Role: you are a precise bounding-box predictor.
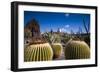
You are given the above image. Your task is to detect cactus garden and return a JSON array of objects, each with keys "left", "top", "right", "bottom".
[{"left": 24, "top": 11, "right": 90, "bottom": 62}]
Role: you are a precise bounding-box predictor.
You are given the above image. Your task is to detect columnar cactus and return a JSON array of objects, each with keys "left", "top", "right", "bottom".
[
  {"left": 51, "top": 43, "right": 63, "bottom": 58},
  {"left": 24, "top": 43, "right": 53, "bottom": 62},
  {"left": 65, "top": 40, "right": 90, "bottom": 59}
]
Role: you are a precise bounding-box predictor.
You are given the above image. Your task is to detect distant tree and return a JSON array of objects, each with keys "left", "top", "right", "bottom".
[
  {"left": 50, "top": 29, "right": 53, "bottom": 34},
  {"left": 24, "top": 18, "right": 40, "bottom": 38},
  {"left": 82, "top": 17, "right": 90, "bottom": 46},
  {"left": 82, "top": 17, "right": 89, "bottom": 34}
]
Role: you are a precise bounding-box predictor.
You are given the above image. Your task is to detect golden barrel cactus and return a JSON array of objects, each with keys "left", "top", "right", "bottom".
[
  {"left": 51, "top": 43, "right": 63, "bottom": 58},
  {"left": 65, "top": 40, "right": 90, "bottom": 59},
  {"left": 24, "top": 43, "right": 53, "bottom": 62}
]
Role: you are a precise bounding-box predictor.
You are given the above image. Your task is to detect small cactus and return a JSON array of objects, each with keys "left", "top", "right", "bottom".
[
  {"left": 65, "top": 40, "right": 90, "bottom": 59},
  {"left": 24, "top": 43, "right": 53, "bottom": 62},
  {"left": 51, "top": 43, "right": 63, "bottom": 58}
]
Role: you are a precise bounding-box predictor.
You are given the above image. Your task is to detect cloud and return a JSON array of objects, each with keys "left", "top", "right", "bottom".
[
  {"left": 60, "top": 28, "right": 71, "bottom": 34},
  {"left": 60, "top": 28, "right": 66, "bottom": 32},
  {"left": 65, "top": 13, "right": 70, "bottom": 17},
  {"left": 65, "top": 25, "right": 70, "bottom": 28},
  {"left": 59, "top": 24, "right": 70, "bottom": 33}
]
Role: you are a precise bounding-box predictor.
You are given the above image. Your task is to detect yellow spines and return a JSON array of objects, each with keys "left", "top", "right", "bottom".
[
  {"left": 24, "top": 43, "right": 53, "bottom": 62},
  {"left": 65, "top": 40, "right": 90, "bottom": 59},
  {"left": 51, "top": 43, "right": 63, "bottom": 58}
]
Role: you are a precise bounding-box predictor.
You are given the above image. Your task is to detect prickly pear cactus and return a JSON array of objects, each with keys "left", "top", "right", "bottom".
[
  {"left": 51, "top": 43, "right": 63, "bottom": 58},
  {"left": 65, "top": 40, "right": 90, "bottom": 59},
  {"left": 24, "top": 43, "right": 53, "bottom": 61}
]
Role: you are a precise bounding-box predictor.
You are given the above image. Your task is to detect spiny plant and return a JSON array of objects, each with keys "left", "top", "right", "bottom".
[
  {"left": 51, "top": 43, "right": 63, "bottom": 58},
  {"left": 42, "top": 32, "right": 61, "bottom": 44},
  {"left": 65, "top": 39, "right": 90, "bottom": 59},
  {"left": 61, "top": 34, "right": 73, "bottom": 44},
  {"left": 24, "top": 18, "right": 54, "bottom": 62},
  {"left": 24, "top": 43, "right": 53, "bottom": 62},
  {"left": 42, "top": 32, "right": 62, "bottom": 59}
]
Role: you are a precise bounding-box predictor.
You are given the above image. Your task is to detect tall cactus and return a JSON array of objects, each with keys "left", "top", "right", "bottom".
[
  {"left": 24, "top": 43, "right": 53, "bottom": 62},
  {"left": 65, "top": 40, "right": 90, "bottom": 59}
]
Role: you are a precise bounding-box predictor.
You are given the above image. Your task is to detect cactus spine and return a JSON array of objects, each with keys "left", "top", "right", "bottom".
[
  {"left": 51, "top": 43, "right": 63, "bottom": 58},
  {"left": 65, "top": 40, "right": 90, "bottom": 59},
  {"left": 24, "top": 43, "right": 53, "bottom": 61}
]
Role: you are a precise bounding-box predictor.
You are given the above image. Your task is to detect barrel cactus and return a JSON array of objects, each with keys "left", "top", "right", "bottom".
[
  {"left": 65, "top": 40, "right": 90, "bottom": 59},
  {"left": 24, "top": 43, "right": 53, "bottom": 62},
  {"left": 51, "top": 43, "right": 63, "bottom": 58}
]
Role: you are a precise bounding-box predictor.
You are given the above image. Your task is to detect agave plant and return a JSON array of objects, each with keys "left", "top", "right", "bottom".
[
  {"left": 65, "top": 40, "right": 90, "bottom": 59},
  {"left": 24, "top": 43, "right": 53, "bottom": 62},
  {"left": 42, "top": 32, "right": 63, "bottom": 59}
]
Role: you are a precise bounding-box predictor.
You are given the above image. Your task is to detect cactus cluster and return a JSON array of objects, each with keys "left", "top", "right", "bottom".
[
  {"left": 65, "top": 40, "right": 90, "bottom": 59},
  {"left": 24, "top": 43, "right": 53, "bottom": 62},
  {"left": 51, "top": 43, "right": 63, "bottom": 58}
]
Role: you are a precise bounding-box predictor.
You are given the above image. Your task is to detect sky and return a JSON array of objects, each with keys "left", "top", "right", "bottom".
[{"left": 24, "top": 11, "right": 90, "bottom": 34}]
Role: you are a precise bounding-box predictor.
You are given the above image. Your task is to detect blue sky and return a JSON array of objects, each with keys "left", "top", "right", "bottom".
[{"left": 24, "top": 11, "right": 90, "bottom": 34}]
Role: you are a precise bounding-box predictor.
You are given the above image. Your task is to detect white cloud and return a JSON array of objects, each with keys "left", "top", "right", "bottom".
[
  {"left": 65, "top": 13, "right": 70, "bottom": 17},
  {"left": 65, "top": 25, "right": 70, "bottom": 28},
  {"left": 59, "top": 24, "right": 70, "bottom": 33},
  {"left": 60, "top": 28, "right": 66, "bottom": 32},
  {"left": 60, "top": 28, "right": 71, "bottom": 34}
]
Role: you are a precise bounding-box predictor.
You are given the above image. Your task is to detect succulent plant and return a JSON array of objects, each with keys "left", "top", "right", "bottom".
[
  {"left": 24, "top": 43, "right": 53, "bottom": 62},
  {"left": 65, "top": 40, "right": 90, "bottom": 59},
  {"left": 51, "top": 43, "right": 63, "bottom": 58}
]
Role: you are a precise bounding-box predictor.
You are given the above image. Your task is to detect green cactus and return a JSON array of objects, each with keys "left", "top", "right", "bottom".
[
  {"left": 24, "top": 43, "right": 53, "bottom": 62},
  {"left": 65, "top": 40, "right": 90, "bottom": 59},
  {"left": 51, "top": 43, "right": 63, "bottom": 58}
]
